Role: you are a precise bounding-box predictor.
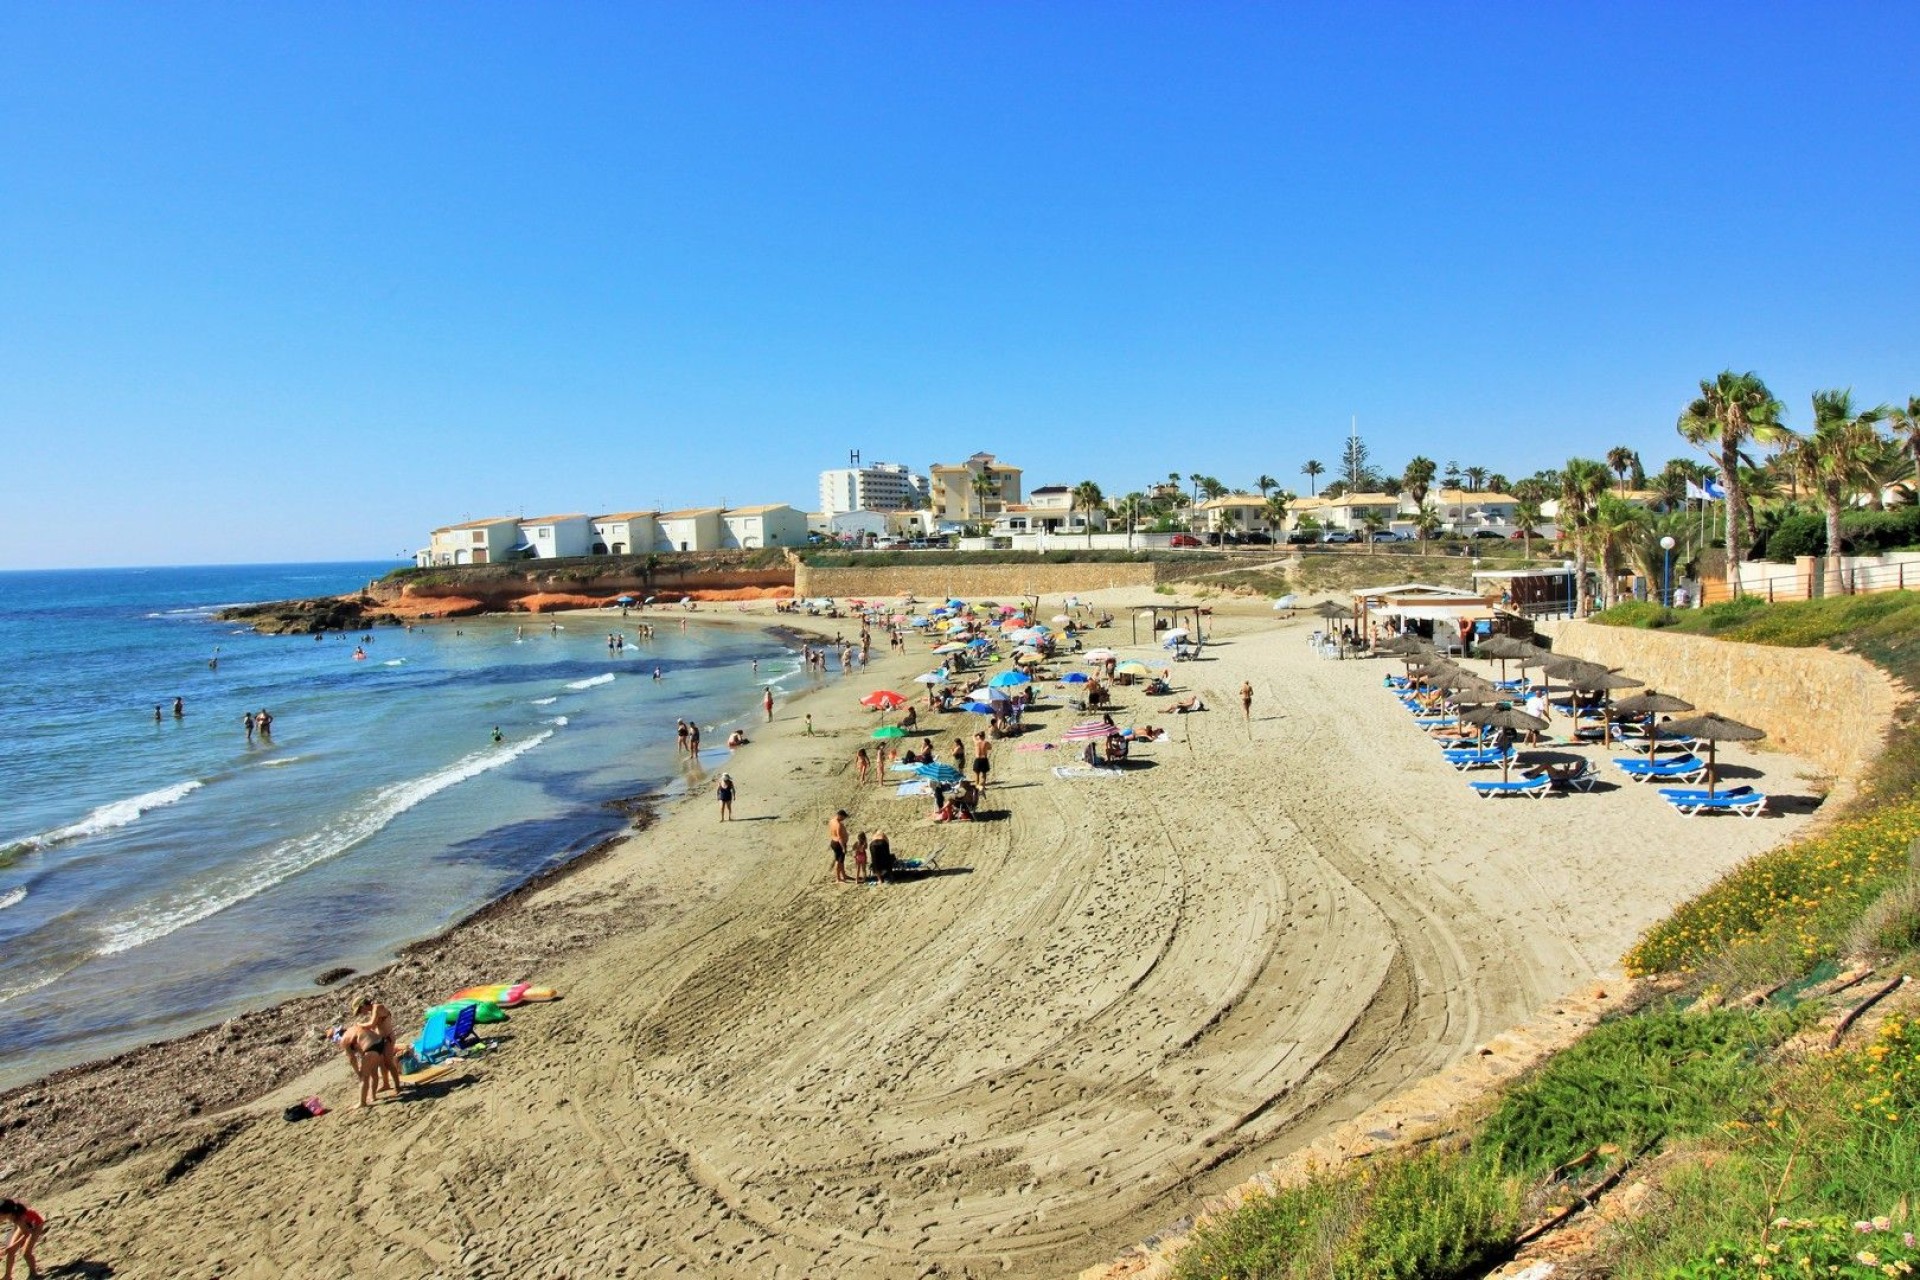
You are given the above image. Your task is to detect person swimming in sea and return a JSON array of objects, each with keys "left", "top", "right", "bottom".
[
  {"left": 172, "top": 696, "right": 184, "bottom": 718},
  {"left": 491, "top": 726, "right": 504, "bottom": 744}
]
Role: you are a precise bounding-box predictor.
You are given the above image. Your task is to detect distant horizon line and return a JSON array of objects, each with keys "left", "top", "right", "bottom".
[{"left": 0, "top": 557, "right": 410, "bottom": 575}]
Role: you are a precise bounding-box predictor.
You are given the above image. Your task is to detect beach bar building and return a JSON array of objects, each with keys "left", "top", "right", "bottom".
[
  {"left": 418, "top": 516, "right": 523, "bottom": 566},
  {"left": 1351, "top": 582, "right": 1500, "bottom": 652}
]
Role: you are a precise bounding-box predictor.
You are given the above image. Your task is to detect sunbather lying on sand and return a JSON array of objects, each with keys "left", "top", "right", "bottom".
[{"left": 1163, "top": 695, "right": 1205, "bottom": 713}]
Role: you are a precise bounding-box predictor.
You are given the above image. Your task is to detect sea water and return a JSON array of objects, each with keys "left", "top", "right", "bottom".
[{"left": 0, "top": 564, "right": 812, "bottom": 1089}]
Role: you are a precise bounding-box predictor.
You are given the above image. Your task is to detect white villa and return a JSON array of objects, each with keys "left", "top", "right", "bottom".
[{"left": 416, "top": 503, "right": 808, "bottom": 565}]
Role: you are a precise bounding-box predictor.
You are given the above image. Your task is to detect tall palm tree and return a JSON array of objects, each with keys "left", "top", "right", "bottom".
[
  {"left": 1463, "top": 465, "right": 1488, "bottom": 492},
  {"left": 1071, "top": 480, "right": 1105, "bottom": 547},
  {"left": 1605, "top": 446, "right": 1636, "bottom": 490},
  {"left": 1486, "top": 473, "right": 1511, "bottom": 497},
  {"left": 1678, "top": 370, "right": 1788, "bottom": 595},
  {"left": 1359, "top": 509, "right": 1388, "bottom": 553},
  {"left": 1255, "top": 474, "right": 1277, "bottom": 500},
  {"left": 1559, "top": 457, "right": 1612, "bottom": 615},
  {"left": 970, "top": 471, "right": 1000, "bottom": 526},
  {"left": 1263, "top": 492, "right": 1292, "bottom": 537},
  {"left": 1199, "top": 476, "right": 1227, "bottom": 501},
  {"left": 1300, "top": 459, "right": 1324, "bottom": 497},
  {"left": 1588, "top": 494, "right": 1651, "bottom": 607},
  {"left": 1787, "top": 390, "right": 1888, "bottom": 593},
  {"left": 1401, "top": 456, "right": 1436, "bottom": 506},
  {"left": 1856, "top": 436, "right": 1914, "bottom": 510},
  {"left": 1885, "top": 397, "right": 1920, "bottom": 497},
  {"left": 1413, "top": 503, "right": 1442, "bottom": 556},
  {"left": 1188, "top": 472, "right": 1205, "bottom": 513},
  {"left": 1512, "top": 497, "right": 1544, "bottom": 560}
]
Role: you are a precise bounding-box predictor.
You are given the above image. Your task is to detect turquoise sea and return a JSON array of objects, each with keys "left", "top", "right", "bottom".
[{"left": 0, "top": 563, "right": 804, "bottom": 1089}]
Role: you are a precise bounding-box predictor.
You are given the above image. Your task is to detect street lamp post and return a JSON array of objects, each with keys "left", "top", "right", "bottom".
[{"left": 1660, "top": 535, "right": 1676, "bottom": 606}]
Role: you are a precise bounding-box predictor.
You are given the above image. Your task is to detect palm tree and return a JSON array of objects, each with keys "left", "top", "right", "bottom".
[
  {"left": 1199, "top": 476, "right": 1227, "bottom": 501},
  {"left": 1606, "top": 446, "right": 1636, "bottom": 491},
  {"left": 1401, "top": 456, "right": 1436, "bottom": 506},
  {"left": 1678, "top": 370, "right": 1788, "bottom": 595},
  {"left": 1464, "top": 465, "right": 1488, "bottom": 492},
  {"left": 1071, "top": 480, "right": 1105, "bottom": 547},
  {"left": 1263, "top": 492, "right": 1292, "bottom": 537},
  {"left": 1300, "top": 459, "right": 1324, "bottom": 497},
  {"left": 1512, "top": 497, "right": 1544, "bottom": 560},
  {"left": 1588, "top": 494, "right": 1651, "bottom": 607},
  {"left": 1486, "top": 473, "right": 1511, "bottom": 497},
  {"left": 1856, "top": 436, "right": 1914, "bottom": 510},
  {"left": 1787, "top": 390, "right": 1888, "bottom": 593},
  {"left": 1413, "top": 503, "right": 1442, "bottom": 556},
  {"left": 1559, "top": 457, "right": 1612, "bottom": 615},
  {"left": 970, "top": 471, "right": 1000, "bottom": 526},
  {"left": 1886, "top": 397, "right": 1920, "bottom": 497},
  {"left": 1255, "top": 474, "right": 1277, "bottom": 500},
  {"left": 1359, "top": 509, "right": 1388, "bottom": 553}
]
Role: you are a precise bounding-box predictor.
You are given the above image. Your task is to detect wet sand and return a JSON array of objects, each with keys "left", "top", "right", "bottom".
[{"left": 6, "top": 595, "right": 1814, "bottom": 1278}]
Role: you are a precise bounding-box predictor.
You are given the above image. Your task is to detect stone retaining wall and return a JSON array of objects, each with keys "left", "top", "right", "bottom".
[
  {"left": 794, "top": 561, "right": 1161, "bottom": 600},
  {"left": 1538, "top": 619, "right": 1902, "bottom": 805}
]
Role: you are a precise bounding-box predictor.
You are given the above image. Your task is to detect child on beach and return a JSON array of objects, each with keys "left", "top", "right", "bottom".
[
  {"left": 0, "top": 1199, "right": 43, "bottom": 1280},
  {"left": 851, "top": 832, "right": 869, "bottom": 884}
]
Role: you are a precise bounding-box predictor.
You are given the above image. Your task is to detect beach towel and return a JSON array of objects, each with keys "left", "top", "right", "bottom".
[
  {"left": 1013, "top": 742, "right": 1055, "bottom": 752},
  {"left": 894, "top": 780, "right": 932, "bottom": 797},
  {"left": 1051, "top": 766, "right": 1121, "bottom": 781}
]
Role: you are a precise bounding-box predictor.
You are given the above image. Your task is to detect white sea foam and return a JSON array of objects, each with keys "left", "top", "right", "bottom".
[
  {"left": 382, "top": 659, "right": 405, "bottom": 666},
  {"left": 0, "top": 968, "right": 62, "bottom": 1006},
  {"left": 258, "top": 755, "right": 304, "bottom": 768},
  {"left": 565, "top": 673, "right": 615, "bottom": 690},
  {"left": 0, "top": 886, "right": 25, "bottom": 911},
  {"left": 95, "top": 730, "right": 554, "bottom": 956},
  {"left": 2, "top": 780, "right": 204, "bottom": 857},
  {"left": 530, "top": 697, "right": 558, "bottom": 706},
  {"left": 549, "top": 715, "right": 569, "bottom": 726}
]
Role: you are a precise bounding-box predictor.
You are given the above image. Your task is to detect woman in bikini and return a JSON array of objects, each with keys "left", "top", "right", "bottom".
[
  {"left": 1, "top": 1198, "right": 45, "bottom": 1280},
  {"left": 346, "top": 997, "right": 403, "bottom": 1103}
]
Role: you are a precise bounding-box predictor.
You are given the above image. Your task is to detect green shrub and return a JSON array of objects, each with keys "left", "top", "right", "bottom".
[
  {"left": 1478, "top": 1008, "right": 1791, "bottom": 1176},
  {"left": 1846, "top": 873, "right": 1920, "bottom": 957},
  {"left": 1174, "top": 1149, "right": 1521, "bottom": 1280},
  {"left": 1765, "top": 512, "right": 1826, "bottom": 562},
  {"left": 1591, "top": 601, "right": 1677, "bottom": 629}
]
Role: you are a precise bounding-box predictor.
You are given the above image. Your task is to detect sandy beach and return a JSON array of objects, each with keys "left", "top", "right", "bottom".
[{"left": 6, "top": 593, "right": 1816, "bottom": 1279}]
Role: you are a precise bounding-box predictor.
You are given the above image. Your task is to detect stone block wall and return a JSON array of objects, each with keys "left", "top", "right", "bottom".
[
  {"left": 1539, "top": 620, "right": 1902, "bottom": 802},
  {"left": 794, "top": 561, "right": 1161, "bottom": 600}
]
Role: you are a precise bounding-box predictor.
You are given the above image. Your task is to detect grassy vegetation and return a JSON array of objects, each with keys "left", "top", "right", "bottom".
[{"left": 1176, "top": 594, "right": 1920, "bottom": 1278}]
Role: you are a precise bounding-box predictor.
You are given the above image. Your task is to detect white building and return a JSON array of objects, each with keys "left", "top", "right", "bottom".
[
  {"left": 518, "top": 514, "right": 594, "bottom": 559},
  {"left": 656, "top": 507, "right": 724, "bottom": 553},
  {"left": 720, "top": 504, "right": 809, "bottom": 549},
  {"left": 818, "top": 461, "right": 927, "bottom": 519},
  {"left": 590, "top": 511, "right": 658, "bottom": 556},
  {"left": 929, "top": 453, "right": 1023, "bottom": 525},
  {"left": 417, "top": 516, "right": 523, "bottom": 566}
]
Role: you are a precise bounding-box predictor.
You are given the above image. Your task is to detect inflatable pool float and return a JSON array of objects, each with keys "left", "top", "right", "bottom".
[
  {"left": 429, "top": 999, "right": 507, "bottom": 1024},
  {"left": 450, "top": 982, "right": 530, "bottom": 1007}
]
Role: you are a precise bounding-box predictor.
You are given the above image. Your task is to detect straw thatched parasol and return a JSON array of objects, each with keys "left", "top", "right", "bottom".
[
  {"left": 1460, "top": 703, "right": 1549, "bottom": 781},
  {"left": 1474, "top": 633, "right": 1537, "bottom": 682},
  {"left": 1659, "top": 713, "right": 1766, "bottom": 796},
  {"left": 1612, "top": 690, "right": 1697, "bottom": 758}
]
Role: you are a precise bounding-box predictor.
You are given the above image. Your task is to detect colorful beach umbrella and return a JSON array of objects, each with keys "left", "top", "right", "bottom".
[
  {"left": 1114, "top": 661, "right": 1148, "bottom": 677},
  {"left": 987, "top": 670, "right": 1029, "bottom": 687},
  {"left": 913, "top": 762, "right": 963, "bottom": 783},
  {"left": 871, "top": 725, "right": 906, "bottom": 740},
  {"left": 1061, "top": 671, "right": 1090, "bottom": 684},
  {"left": 860, "top": 690, "right": 909, "bottom": 710},
  {"left": 933, "top": 643, "right": 965, "bottom": 653},
  {"left": 1062, "top": 720, "right": 1112, "bottom": 741}
]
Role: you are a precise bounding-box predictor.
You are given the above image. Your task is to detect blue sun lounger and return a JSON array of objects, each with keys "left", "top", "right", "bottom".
[
  {"left": 1616, "top": 754, "right": 1708, "bottom": 783},
  {"left": 1443, "top": 745, "right": 1514, "bottom": 771},
  {"left": 1659, "top": 786, "right": 1767, "bottom": 818},
  {"left": 1469, "top": 773, "right": 1552, "bottom": 799},
  {"left": 410, "top": 1003, "right": 479, "bottom": 1067}
]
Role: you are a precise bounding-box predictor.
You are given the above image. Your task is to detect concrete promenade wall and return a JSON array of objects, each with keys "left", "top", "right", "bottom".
[
  {"left": 795, "top": 561, "right": 1162, "bottom": 600},
  {"left": 1538, "top": 619, "right": 1902, "bottom": 802}
]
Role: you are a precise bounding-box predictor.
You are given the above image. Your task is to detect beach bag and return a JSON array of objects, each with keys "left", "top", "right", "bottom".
[{"left": 282, "top": 1095, "right": 327, "bottom": 1122}]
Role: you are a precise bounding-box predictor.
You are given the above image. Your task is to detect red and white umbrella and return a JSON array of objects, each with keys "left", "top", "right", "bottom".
[
  {"left": 860, "top": 690, "right": 909, "bottom": 710},
  {"left": 1062, "top": 720, "right": 1113, "bottom": 741}
]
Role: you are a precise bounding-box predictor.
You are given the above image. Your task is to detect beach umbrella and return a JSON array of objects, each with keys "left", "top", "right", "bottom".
[
  {"left": 912, "top": 671, "right": 945, "bottom": 684},
  {"left": 1052, "top": 614, "right": 1072, "bottom": 623},
  {"left": 614, "top": 594, "right": 637, "bottom": 604},
  {"left": 1314, "top": 601, "right": 1349, "bottom": 621},
  {"left": 1474, "top": 633, "right": 1535, "bottom": 682},
  {"left": 914, "top": 762, "right": 963, "bottom": 784},
  {"left": 1611, "top": 690, "right": 1697, "bottom": 758},
  {"left": 1014, "top": 651, "right": 1044, "bottom": 666},
  {"left": 860, "top": 690, "right": 909, "bottom": 711},
  {"left": 1459, "top": 704, "right": 1549, "bottom": 782},
  {"left": 967, "top": 636, "right": 992, "bottom": 648},
  {"left": 910, "top": 617, "right": 932, "bottom": 627},
  {"left": 1084, "top": 649, "right": 1116, "bottom": 663},
  {"left": 1115, "top": 660, "right": 1149, "bottom": 677},
  {"left": 1163, "top": 627, "right": 1189, "bottom": 641},
  {"left": 1062, "top": 720, "right": 1112, "bottom": 742},
  {"left": 1061, "top": 671, "right": 1090, "bottom": 684},
  {"left": 987, "top": 670, "right": 1030, "bottom": 687},
  {"left": 643, "top": 596, "right": 658, "bottom": 604},
  {"left": 1273, "top": 594, "right": 1298, "bottom": 611},
  {"left": 871, "top": 725, "right": 906, "bottom": 740},
  {"left": 1659, "top": 713, "right": 1765, "bottom": 797},
  {"left": 933, "top": 642, "right": 966, "bottom": 654},
  {"left": 1567, "top": 669, "right": 1645, "bottom": 745},
  {"left": 962, "top": 700, "right": 999, "bottom": 714}
]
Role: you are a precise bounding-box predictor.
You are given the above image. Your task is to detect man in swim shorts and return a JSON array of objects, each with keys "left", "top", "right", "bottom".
[
  {"left": 971, "top": 731, "right": 992, "bottom": 787},
  {"left": 829, "top": 810, "right": 849, "bottom": 883}
]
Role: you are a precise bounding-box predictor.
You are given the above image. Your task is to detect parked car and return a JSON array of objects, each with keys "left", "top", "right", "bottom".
[
  {"left": 1321, "top": 530, "right": 1358, "bottom": 544},
  {"left": 1470, "top": 529, "right": 1507, "bottom": 540},
  {"left": 1369, "top": 529, "right": 1403, "bottom": 543},
  {"left": 1508, "top": 529, "right": 1535, "bottom": 540},
  {"left": 1168, "top": 533, "right": 1203, "bottom": 548},
  {"left": 1286, "top": 531, "right": 1319, "bottom": 545}
]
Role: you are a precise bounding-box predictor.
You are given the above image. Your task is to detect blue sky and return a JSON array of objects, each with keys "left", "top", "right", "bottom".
[{"left": 3, "top": 3, "right": 1916, "bottom": 567}]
